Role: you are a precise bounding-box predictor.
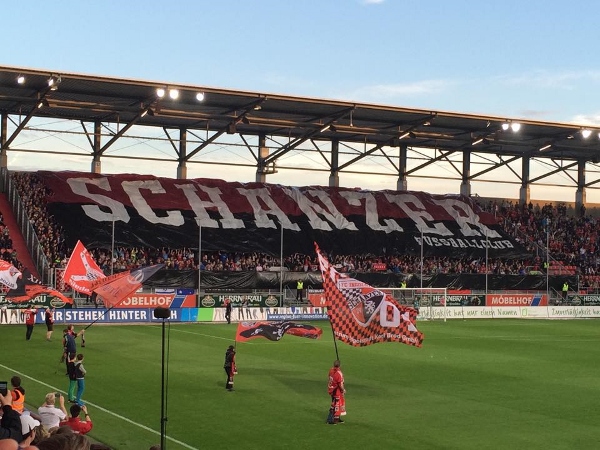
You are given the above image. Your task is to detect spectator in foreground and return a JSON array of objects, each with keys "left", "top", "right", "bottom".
[
  {"left": 0, "top": 390, "right": 22, "bottom": 442},
  {"left": 59, "top": 404, "right": 92, "bottom": 435},
  {"left": 38, "top": 392, "right": 68, "bottom": 430},
  {"left": 9, "top": 376, "right": 25, "bottom": 414}
]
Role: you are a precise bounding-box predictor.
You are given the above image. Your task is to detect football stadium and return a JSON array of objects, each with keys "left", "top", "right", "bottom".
[{"left": 0, "top": 65, "right": 600, "bottom": 450}]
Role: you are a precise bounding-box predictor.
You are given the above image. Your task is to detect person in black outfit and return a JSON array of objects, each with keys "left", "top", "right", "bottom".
[
  {"left": 224, "top": 345, "right": 236, "bottom": 391},
  {"left": 0, "top": 390, "right": 23, "bottom": 442},
  {"left": 225, "top": 298, "right": 232, "bottom": 324}
]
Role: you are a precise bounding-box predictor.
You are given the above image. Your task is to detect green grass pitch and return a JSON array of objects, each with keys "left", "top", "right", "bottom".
[{"left": 1, "top": 319, "right": 599, "bottom": 449}]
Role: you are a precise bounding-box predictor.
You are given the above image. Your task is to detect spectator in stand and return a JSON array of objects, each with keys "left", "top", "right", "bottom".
[
  {"left": 38, "top": 392, "right": 68, "bottom": 431},
  {"left": 59, "top": 404, "right": 92, "bottom": 435},
  {"left": 36, "top": 431, "right": 92, "bottom": 450},
  {"left": 9, "top": 376, "right": 25, "bottom": 415},
  {"left": 0, "top": 390, "right": 22, "bottom": 442}
]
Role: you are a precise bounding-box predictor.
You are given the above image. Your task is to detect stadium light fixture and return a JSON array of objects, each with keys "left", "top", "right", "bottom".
[
  {"left": 510, "top": 122, "right": 521, "bottom": 132},
  {"left": 501, "top": 122, "right": 510, "bottom": 131},
  {"left": 196, "top": 92, "right": 205, "bottom": 102},
  {"left": 17, "top": 74, "right": 25, "bottom": 84},
  {"left": 169, "top": 89, "right": 179, "bottom": 100},
  {"left": 581, "top": 129, "right": 592, "bottom": 139},
  {"left": 48, "top": 75, "right": 61, "bottom": 90},
  {"left": 141, "top": 107, "right": 155, "bottom": 118},
  {"left": 156, "top": 88, "right": 165, "bottom": 98}
]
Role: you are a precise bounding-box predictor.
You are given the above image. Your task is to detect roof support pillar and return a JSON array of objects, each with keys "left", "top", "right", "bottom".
[
  {"left": 519, "top": 156, "right": 530, "bottom": 205},
  {"left": 396, "top": 144, "right": 408, "bottom": 191},
  {"left": 91, "top": 121, "right": 102, "bottom": 174},
  {"left": 256, "top": 134, "right": 268, "bottom": 183},
  {"left": 0, "top": 113, "right": 7, "bottom": 169},
  {"left": 460, "top": 149, "right": 471, "bottom": 196},
  {"left": 177, "top": 128, "right": 187, "bottom": 179},
  {"left": 575, "top": 159, "right": 586, "bottom": 212},
  {"left": 329, "top": 140, "right": 339, "bottom": 187}
]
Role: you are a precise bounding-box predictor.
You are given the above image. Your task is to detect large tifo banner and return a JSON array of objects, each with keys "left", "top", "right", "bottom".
[{"left": 33, "top": 171, "right": 528, "bottom": 258}]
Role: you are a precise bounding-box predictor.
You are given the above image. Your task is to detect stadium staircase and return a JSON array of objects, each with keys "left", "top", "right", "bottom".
[{"left": 0, "top": 192, "right": 40, "bottom": 279}]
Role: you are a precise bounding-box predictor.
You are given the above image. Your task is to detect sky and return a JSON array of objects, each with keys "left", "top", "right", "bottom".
[{"left": 3, "top": 0, "right": 600, "bottom": 203}]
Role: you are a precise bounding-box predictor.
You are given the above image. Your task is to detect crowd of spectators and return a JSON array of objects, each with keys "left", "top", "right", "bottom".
[
  {"left": 0, "top": 381, "right": 151, "bottom": 449},
  {"left": 10, "top": 171, "right": 600, "bottom": 287}
]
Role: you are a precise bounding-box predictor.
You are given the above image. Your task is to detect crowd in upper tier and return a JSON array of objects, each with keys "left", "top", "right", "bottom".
[{"left": 10, "top": 171, "right": 600, "bottom": 288}]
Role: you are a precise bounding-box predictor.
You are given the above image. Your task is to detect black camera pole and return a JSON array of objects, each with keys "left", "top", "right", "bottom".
[{"left": 154, "top": 307, "right": 171, "bottom": 450}]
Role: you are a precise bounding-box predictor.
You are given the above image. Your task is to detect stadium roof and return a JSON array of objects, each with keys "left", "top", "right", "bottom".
[{"left": 1, "top": 65, "right": 600, "bottom": 190}]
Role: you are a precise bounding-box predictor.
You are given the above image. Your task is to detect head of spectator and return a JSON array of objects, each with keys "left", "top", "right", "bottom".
[
  {"left": 10, "top": 376, "right": 25, "bottom": 414},
  {"left": 59, "top": 404, "right": 92, "bottom": 435},
  {"left": 38, "top": 392, "right": 67, "bottom": 431},
  {"left": 35, "top": 432, "right": 91, "bottom": 450},
  {"left": 0, "top": 440, "right": 18, "bottom": 450}
]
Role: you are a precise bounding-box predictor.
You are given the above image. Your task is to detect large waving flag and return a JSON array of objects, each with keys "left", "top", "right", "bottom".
[
  {"left": 236, "top": 321, "right": 322, "bottom": 342},
  {"left": 6, "top": 268, "right": 72, "bottom": 304},
  {"left": 89, "top": 264, "right": 164, "bottom": 308},
  {"left": 0, "top": 260, "right": 22, "bottom": 289},
  {"left": 62, "top": 240, "right": 106, "bottom": 295},
  {"left": 315, "top": 243, "right": 423, "bottom": 348}
]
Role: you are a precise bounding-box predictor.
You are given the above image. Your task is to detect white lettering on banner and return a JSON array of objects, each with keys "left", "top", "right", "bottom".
[
  {"left": 433, "top": 197, "right": 501, "bottom": 238},
  {"left": 283, "top": 188, "right": 358, "bottom": 232},
  {"left": 108, "top": 310, "right": 147, "bottom": 320},
  {"left": 59, "top": 175, "right": 518, "bottom": 243},
  {"left": 221, "top": 295, "right": 262, "bottom": 303},
  {"left": 66, "top": 177, "right": 130, "bottom": 222},
  {"left": 65, "top": 310, "right": 105, "bottom": 322},
  {"left": 120, "top": 295, "right": 173, "bottom": 307},
  {"left": 490, "top": 295, "right": 532, "bottom": 306},
  {"left": 175, "top": 184, "right": 243, "bottom": 229},
  {"left": 415, "top": 236, "right": 514, "bottom": 250},
  {"left": 385, "top": 193, "right": 448, "bottom": 235},
  {"left": 341, "top": 191, "right": 402, "bottom": 233},
  {"left": 121, "top": 180, "right": 184, "bottom": 225},
  {"left": 237, "top": 187, "right": 300, "bottom": 230}
]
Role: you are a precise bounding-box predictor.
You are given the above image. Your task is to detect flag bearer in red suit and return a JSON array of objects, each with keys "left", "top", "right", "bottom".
[
  {"left": 24, "top": 307, "right": 37, "bottom": 340},
  {"left": 327, "top": 359, "right": 346, "bottom": 424}
]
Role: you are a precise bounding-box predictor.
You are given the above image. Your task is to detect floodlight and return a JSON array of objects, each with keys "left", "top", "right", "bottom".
[
  {"left": 17, "top": 75, "right": 25, "bottom": 84},
  {"left": 581, "top": 129, "right": 592, "bottom": 139},
  {"left": 196, "top": 92, "right": 205, "bottom": 101},
  {"left": 511, "top": 123, "right": 521, "bottom": 132},
  {"left": 156, "top": 88, "right": 165, "bottom": 98},
  {"left": 501, "top": 123, "right": 510, "bottom": 131},
  {"left": 169, "top": 89, "right": 179, "bottom": 100},
  {"left": 48, "top": 75, "right": 61, "bottom": 90}
]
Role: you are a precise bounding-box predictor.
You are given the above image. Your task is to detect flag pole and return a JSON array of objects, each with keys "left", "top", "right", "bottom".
[
  {"left": 111, "top": 215, "right": 115, "bottom": 276},
  {"left": 329, "top": 321, "right": 339, "bottom": 361}
]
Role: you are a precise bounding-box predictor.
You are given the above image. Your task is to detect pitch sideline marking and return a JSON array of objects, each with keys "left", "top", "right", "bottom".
[{"left": 0, "top": 363, "right": 198, "bottom": 450}]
